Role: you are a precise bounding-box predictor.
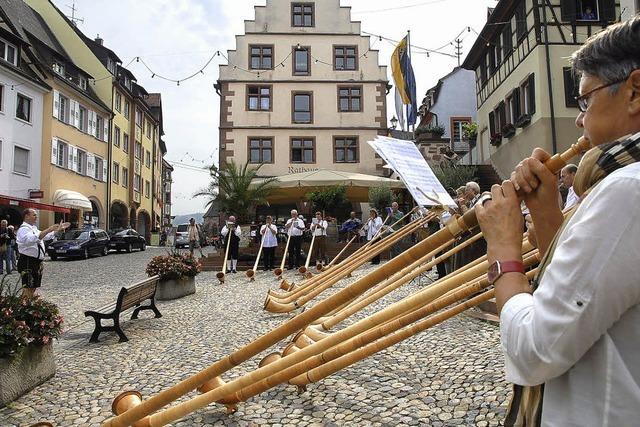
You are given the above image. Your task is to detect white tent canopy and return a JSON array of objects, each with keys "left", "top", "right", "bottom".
[{"left": 52, "top": 190, "right": 92, "bottom": 210}]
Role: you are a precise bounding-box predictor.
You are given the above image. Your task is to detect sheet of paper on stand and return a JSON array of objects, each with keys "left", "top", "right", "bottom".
[{"left": 367, "top": 136, "right": 457, "bottom": 207}]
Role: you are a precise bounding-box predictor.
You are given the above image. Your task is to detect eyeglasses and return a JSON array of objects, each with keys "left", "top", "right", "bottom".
[{"left": 575, "top": 78, "right": 627, "bottom": 112}]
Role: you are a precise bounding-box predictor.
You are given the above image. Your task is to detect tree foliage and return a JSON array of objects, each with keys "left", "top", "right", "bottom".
[
  {"left": 368, "top": 185, "right": 396, "bottom": 213},
  {"left": 194, "top": 160, "right": 278, "bottom": 223},
  {"left": 305, "top": 185, "right": 347, "bottom": 217},
  {"left": 433, "top": 163, "right": 477, "bottom": 195}
]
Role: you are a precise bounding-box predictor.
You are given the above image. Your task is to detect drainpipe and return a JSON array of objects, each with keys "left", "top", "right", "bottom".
[
  {"left": 541, "top": 4, "right": 558, "bottom": 154},
  {"left": 107, "top": 116, "right": 112, "bottom": 230}
]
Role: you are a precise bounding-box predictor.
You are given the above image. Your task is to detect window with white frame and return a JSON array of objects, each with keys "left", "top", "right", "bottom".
[
  {"left": 114, "top": 126, "right": 121, "bottom": 147},
  {"left": 96, "top": 116, "right": 105, "bottom": 140},
  {"left": 79, "top": 105, "right": 88, "bottom": 132},
  {"left": 0, "top": 84, "right": 4, "bottom": 112},
  {"left": 78, "top": 76, "right": 87, "bottom": 90},
  {"left": 145, "top": 180, "right": 150, "bottom": 198},
  {"left": 52, "top": 62, "right": 64, "bottom": 76},
  {"left": 135, "top": 108, "right": 143, "bottom": 128},
  {"left": 124, "top": 100, "right": 130, "bottom": 119},
  {"left": 115, "top": 92, "right": 122, "bottom": 112},
  {"left": 133, "top": 173, "right": 141, "bottom": 192},
  {"left": 135, "top": 141, "right": 142, "bottom": 159},
  {"left": 122, "top": 167, "right": 128, "bottom": 188},
  {"left": 76, "top": 149, "right": 87, "bottom": 175},
  {"left": 16, "top": 93, "right": 31, "bottom": 123},
  {"left": 0, "top": 38, "right": 18, "bottom": 66},
  {"left": 55, "top": 139, "right": 68, "bottom": 168},
  {"left": 113, "top": 162, "right": 119, "bottom": 184},
  {"left": 123, "top": 133, "right": 130, "bottom": 153},
  {"left": 145, "top": 150, "right": 151, "bottom": 168},
  {"left": 13, "top": 145, "right": 29, "bottom": 175},
  {"left": 451, "top": 118, "right": 471, "bottom": 142},
  {"left": 58, "top": 93, "right": 69, "bottom": 123},
  {"left": 94, "top": 157, "right": 104, "bottom": 181}
]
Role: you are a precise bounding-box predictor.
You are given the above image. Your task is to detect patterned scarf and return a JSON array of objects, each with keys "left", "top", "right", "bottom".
[{"left": 504, "top": 132, "right": 640, "bottom": 427}]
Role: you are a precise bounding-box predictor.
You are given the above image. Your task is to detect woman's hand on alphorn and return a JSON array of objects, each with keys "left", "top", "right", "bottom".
[{"left": 476, "top": 181, "right": 524, "bottom": 264}]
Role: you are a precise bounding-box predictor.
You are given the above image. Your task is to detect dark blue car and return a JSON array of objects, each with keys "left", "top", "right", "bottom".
[{"left": 47, "top": 229, "right": 110, "bottom": 260}]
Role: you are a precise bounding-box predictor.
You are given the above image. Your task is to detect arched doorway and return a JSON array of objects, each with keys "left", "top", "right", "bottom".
[
  {"left": 0, "top": 205, "right": 23, "bottom": 227},
  {"left": 136, "top": 210, "right": 151, "bottom": 242},
  {"left": 110, "top": 201, "right": 128, "bottom": 230},
  {"left": 87, "top": 198, "right": 104, "bottom": 229}
]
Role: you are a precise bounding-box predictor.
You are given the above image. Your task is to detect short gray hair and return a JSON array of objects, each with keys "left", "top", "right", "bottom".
[
  {"left": 563, "top": 164, "right": 578, "bottom": 175},
  {"left": 465, "top": 181, "right": 480, "bottom": 194},
  {"left": 291, "top": 209, "right": 298, "bottom": 215},
  {"left": 571, "top": 15, "right": 640, "bottom": 92}
]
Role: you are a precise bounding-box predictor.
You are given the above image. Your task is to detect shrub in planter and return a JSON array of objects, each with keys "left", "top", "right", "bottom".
[
  {"left": 490, "top": 133, "right": 503, "bottom": 146},
  {"left": 0, "top": 276, "right": 63, "bottom": 359},
  {"left": 146, "top": 252, "right": 201, "bottom": 300},
  {"left": 0, "top": 276, "right": 62, "bottom": 405},
  {"left": 502, "top": 123, "right": 516, "bottom": 138},
  {"left": 426, "top": 124, "right": 446, "bottom": 137}
]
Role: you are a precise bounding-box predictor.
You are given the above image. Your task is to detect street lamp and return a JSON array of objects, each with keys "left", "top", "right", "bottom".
[{"left": 390, "top": 116, "right": 398, "bottom": 130}]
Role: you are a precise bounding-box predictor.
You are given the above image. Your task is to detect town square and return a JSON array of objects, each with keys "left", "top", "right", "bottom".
[{"left": 1, "top": 0, "right": 640, "bottom": 426}]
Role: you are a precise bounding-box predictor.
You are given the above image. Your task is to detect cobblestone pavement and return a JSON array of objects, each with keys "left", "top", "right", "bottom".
[{"left": 0, "top": 248, "right": 511, "bottom": 426}]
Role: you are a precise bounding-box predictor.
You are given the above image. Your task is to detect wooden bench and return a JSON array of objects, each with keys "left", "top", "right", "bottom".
[{"left": 84, "top": 276, "right": 162, "bottom": 343}]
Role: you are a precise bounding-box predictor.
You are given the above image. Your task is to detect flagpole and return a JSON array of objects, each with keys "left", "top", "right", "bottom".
[{"left": 406, "top": 30, "right": 411, "bottom": 132}]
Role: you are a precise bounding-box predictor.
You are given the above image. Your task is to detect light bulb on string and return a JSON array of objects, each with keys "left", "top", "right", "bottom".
[{"left": 177, "top": 81, "right": 180, "bottom": 86}]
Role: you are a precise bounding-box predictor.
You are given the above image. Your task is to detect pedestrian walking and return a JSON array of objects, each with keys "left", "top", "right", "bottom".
[
  {"left": 311, "top": 211, "right": 328, "bottom": 266},
  {"left": 16, "top": 209, "right": 68, "bottom": 296},
  {"left": 285, "top": 209, "right": 305, "bottom": 270},
  {"left": 187, "top": 218, "right": 204, "bottom": 257},
  {"left": 260, "top": 216, "right": 278, "bottom": 271},
  {"left": 220, "top": 216, "right": 242, "bottom": 273}
]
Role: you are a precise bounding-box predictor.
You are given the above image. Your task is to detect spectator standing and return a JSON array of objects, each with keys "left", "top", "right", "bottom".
[
  {"left": 311, "top": 212, "right": 328, "bottom": 266},
  {"left": 260, "top": 216, "right": 278, "bottom": 271},
  {"left": 364, "top": 208, "right": 383, "bottom": 265},
  {"left": 561, "top": 164, "right": 579, "bottom": 209},
  {"left": 220, "top": 216, "right": 242, "bottom": 273},
  {"left": 8, "top": 225, "right": 17, "bottom": 270},
  {"left": 285, "top": 209, "right": 305, "bottom": 270},
  {"left": 16, "top": 209, "right": 68, "bottom": 296},
  {"left": 0, "top": 220, "right": 14, "bottom": 274}
]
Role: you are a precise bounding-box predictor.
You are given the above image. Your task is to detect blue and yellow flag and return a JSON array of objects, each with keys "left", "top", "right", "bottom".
[{"left": 391, "top": 36, "right": 418, "bottom": 126}]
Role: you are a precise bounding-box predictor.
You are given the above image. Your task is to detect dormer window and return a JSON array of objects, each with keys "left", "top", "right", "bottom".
[
  {"left": 52, "top": 62, "right": 65, "bottom": 76},
  {"left": 0, "top": 38, "right": 17, "bottom": 66},
  {"left": 124, "top": 76, "right": 131, "bottom": 90},
  {"left": 78, "top": 76, "right": 87, "bottom": 90},
  {"left": 106, "top": 58, "right": 116, "bottom": 74}
]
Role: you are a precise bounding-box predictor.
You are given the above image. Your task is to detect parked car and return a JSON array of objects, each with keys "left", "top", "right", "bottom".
[
  {"left": 109, "top": 228, "right": 146, "bottom": 252},
  {"left": 174, "top": 223, "right": 206, "bottom": 248},
  {"left": 47, "top": 229, "right": 110, "bottom": 260}
]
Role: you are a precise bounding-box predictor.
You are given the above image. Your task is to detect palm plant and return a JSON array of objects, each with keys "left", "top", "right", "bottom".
[{"left": 194, "top": 160, "right": 278, "bottom": 223}]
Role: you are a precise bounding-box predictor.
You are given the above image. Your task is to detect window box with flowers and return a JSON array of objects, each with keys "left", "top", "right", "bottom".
[
  {"left": 502, "top": 123, "right": 516, "bottom": 138},
  {"left": 490, "top": 133, "right": 503, "bottom": 146},
  {"left": 515, "top": 113, "right": 532, "bottom": 128},
  {"left": 0, "top": 277, "right": 63, "bottom": 405},
  {"left": 145, "top": 251, "right": 201, "bottom": 300}
]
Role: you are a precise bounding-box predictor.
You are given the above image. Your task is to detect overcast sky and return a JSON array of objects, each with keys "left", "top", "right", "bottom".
[{"left": 52, "top": 0, "right": 498, "bottom": 215}]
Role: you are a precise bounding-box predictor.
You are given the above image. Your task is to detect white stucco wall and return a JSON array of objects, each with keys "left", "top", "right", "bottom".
[
  {"left": 429, "top": 68, "right": 477, "bottom": 139},
  {"left": 0, "top": 70, "right": 45, "bottom": 200},
  {"left": 620, "top": 0, "right": 638, "bottom": 20}
]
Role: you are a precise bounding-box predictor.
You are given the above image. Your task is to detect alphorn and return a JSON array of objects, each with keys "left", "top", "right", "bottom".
[
  {"left": 273, "top": 233, "right": 291, "bottom": 279},
  {"left": 321, "top": 234, "right": 358, "bottom": 272},
  {"left": 246, "top": 229, "right": 268, "bottom": 281},
  {"left": 278, "top": 208, "right": 418, "bottom": 293},
  {"left": 270, "top": 209, "right": 429, "bottom": 300},
  {"left": 264, "top": 213, "right": 436, "bottom": 312},
  {"left": 216, "top": 223, "right": 233, "bottom": 284},
  {"left": 103, "top": 138, "right": 590, "bottom": 427},
  {"left": 298, "top": 233, "right": 316, "bottom": 277}
]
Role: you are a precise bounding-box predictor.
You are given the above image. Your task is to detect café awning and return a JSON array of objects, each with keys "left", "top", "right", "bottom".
[
  {"left": 252, "top": 169, "right": 405, "bottom": 203},
  {"left": 52, "top": 190, "right": 93, "bottom": 210},
  {"left": 0, "top": 195, "right": 70, "bottom": 213}
]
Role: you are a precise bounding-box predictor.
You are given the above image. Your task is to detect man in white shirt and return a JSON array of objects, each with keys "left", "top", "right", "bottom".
[
  {"left": 364, "top": 208, "right": 383, "bottom": 265},
  {"left": 16, "top": 209, "right": 67, "bottom": 296},
  {"left": 560, "top": 164, "right": 579, "bottom": 209},
  {"left": 285, "top": 209, "right": 305, "bottom": 270},
  {"left": 476, "top": 17, "right": 640, "bottom": 426},
  {"left": 220, "top": 216, "right": 242, "bottom": 273},
  {"left": 260, "top": 216, "right": 278, "bottom": 271},
  {"left": 311, "top": 211, "right": 328, "bottom": 266}
]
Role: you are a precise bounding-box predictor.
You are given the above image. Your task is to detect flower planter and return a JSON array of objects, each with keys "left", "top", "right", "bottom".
[
  {"left": 0, "top": 343, "right": 55, "bottom": 406},
  {"left": 156, "top": 276, "right": 196, "bottom": 301}
]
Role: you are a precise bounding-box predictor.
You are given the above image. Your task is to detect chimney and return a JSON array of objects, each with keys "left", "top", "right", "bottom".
[{"left": 95, "top": 34, "right": 103, "bottom": 45}]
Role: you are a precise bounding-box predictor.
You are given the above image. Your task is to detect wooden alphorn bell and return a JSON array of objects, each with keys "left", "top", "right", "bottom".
[
  {"left": 246, "top": 228, "right": 268, "bottom": 281},
  {"left": 298, "top": 233, "right": 316, "bottom": 278},
  {"left": 103, "top": 138, "right": 590, "bottom": 427}
]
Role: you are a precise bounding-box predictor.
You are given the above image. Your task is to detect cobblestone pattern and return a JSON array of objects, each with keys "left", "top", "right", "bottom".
[{"left": 0, "top": 250, "right": 511, "bottom": 426}]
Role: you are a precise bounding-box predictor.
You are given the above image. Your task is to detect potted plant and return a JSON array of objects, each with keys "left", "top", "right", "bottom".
[
  {"left": 146, "top": 251, "right": 201, "bottom": 300},
  {"left": 426, "top": 124, "right": 446, "bottom": 138},
  {"left": 462, "top": 122, "right": 478, "bottom": 145},
  {"left": 0, "top": 276, "right": 62, "bottom": 405},
  {"left": 502, "top": 123, "right": 516, "bottom": 138},
  {"left": 490, "top": 133, "right": 503, "bottom": 146},
  {"left": 515, "top": 113, "right": 532, "bottom": 128}
]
